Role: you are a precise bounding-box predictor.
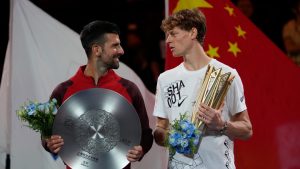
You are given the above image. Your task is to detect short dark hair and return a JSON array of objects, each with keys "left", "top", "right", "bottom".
[
  {"left": 80, "top": 20, "right": 120, "bottom": 57},
  {"left": 161, "top": 8, "right": 206, "bottom": 45}
]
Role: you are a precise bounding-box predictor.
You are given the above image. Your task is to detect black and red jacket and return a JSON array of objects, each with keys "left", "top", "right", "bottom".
[{"left": 49, "top": 65, "right": 153, "bottom": 169}]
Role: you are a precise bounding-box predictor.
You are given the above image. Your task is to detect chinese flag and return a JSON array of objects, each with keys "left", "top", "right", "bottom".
[{"left": 166, "top": 0, "right": 300, "bottom": 169}]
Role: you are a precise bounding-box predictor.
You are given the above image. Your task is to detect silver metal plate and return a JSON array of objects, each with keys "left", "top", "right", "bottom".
[{"left": 52, "top": 88, "right": 141, "bottom": 169}]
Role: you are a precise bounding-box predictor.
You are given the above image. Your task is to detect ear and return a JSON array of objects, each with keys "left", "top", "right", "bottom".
[
  {"left": 190, "top": 27, "right": 198, "bottom": 40},
  {"left": 91, "top": 44, "right": 102, "bottom": 56}
]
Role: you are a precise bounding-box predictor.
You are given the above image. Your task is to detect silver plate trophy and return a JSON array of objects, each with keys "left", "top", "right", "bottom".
[{"left": 52, "top": 88, "right": 141, "bottom": 169}]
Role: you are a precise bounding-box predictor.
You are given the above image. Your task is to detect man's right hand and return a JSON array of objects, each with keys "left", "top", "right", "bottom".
[{"left": 46, "top": 135, "right": 64, "bottom": 154}]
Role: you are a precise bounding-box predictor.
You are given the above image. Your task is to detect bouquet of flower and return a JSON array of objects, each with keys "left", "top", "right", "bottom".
[
  {"left": 16, "top": 98, "right": 58, "bottom": 138},
  {"left": 165, "top": 113, "right": 200, "bottom": 157}
]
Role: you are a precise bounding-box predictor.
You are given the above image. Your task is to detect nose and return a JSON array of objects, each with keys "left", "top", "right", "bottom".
[
  {"left": 166, "top": 34, "right": 171, "bottom": 43},
  {"left": 166, "top": 34, "right": 174, "bottom": 46},
  {"left": 118, "top": 46, "right": 124, "bottom": 55}
]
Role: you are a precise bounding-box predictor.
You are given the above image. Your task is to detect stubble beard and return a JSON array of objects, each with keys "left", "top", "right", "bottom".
[{"left": 110, "top": 55, "right": 120, "bottom": 69}]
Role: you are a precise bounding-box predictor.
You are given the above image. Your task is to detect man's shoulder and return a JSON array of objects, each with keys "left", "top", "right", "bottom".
[
  {"left": 54, "top": 79, "right": 73, "bottom": 90},
  {"left": 51, "top": 79, "right": 73, "bottom": 96},
  {"left": 158, "top": 63, "right": 183, "bottom": 80},
  {"left": 119, "top": 76, "right": 135, "bottom": 84},
  {"left": 118, "top": 76, "right": 140, "bottom": 90},
  {"left": 211, "top": 59, "right": 238, "bottom": 75},
  {"left": 50, "top": 79, "right": 73, "bottom": 106}
]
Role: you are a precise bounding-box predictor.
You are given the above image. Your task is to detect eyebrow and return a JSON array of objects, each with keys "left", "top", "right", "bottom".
[{"left": 111, "top": 41, "right": 121, "bottom": 47}]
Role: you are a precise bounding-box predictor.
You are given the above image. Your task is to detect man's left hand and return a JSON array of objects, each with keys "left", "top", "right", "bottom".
[{"left": 126, "top": 145, "right": 144, "bottom": 162}]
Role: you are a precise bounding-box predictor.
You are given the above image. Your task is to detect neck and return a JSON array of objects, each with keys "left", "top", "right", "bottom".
[
  {"left": 183, "top": 44, "right": 212, "bottom": 71},
  {"left": 84, "top": 59, "right": 108, "bottom": 85}
]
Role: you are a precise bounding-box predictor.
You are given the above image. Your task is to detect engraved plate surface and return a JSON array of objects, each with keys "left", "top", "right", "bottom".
[{"left": 52, "top": 88, "right": 141, "bottom": 169}]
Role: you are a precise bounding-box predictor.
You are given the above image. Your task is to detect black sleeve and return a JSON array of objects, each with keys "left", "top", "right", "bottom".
[
  {"left": 121, "top": 79, "right": 154, "bottom": 160},
  {"left": 133, "top": 86, "right": 153, "bottom": 158},
  {"left": 49, "top": 80, "right": 73, "bottom": 107}
]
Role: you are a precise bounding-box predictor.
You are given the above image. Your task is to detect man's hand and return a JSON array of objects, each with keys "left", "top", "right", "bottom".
[
  {"left": 126, "top": 145, "right": 144, "bottom": 162},
  {"left": 46, "top": 135, "right": 64, "bottom": 154},
  {"left": 198, "top": 102, "right": 224, "bottom": 131}
]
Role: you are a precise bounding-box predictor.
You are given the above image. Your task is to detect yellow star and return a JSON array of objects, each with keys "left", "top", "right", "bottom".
[
  {"left": 228, "top": 41, "right": 241, "bottom": 57},
  {"left": 235, "top": 25, "right": 246, "bottom": 39},
  {"left": 206, "top": 44, "right": 220, "bottom": 58},
  {"left": 173, "top": 0, "right": 213, "bottom": 13},
  {"left": 224, "top": 5, "right": 235, "bottom": 16}
]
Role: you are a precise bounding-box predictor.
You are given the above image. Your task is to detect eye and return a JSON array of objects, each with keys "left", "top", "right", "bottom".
[
  {"left": 171, "top": 32, "right": 178, "bottom": 37},
  {"left": 115, "top": 44, "right": 122, "bottom": 49}
]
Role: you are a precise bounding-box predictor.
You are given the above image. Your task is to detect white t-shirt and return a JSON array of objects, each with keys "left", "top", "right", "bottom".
[{"left": 153, "top": 59, "right": 247, "bottom": 169}]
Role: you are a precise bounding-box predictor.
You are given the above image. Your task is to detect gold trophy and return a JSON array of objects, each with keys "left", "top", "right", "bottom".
[{"left": 191, "top": 65, "right": 235, "bottom": 129}]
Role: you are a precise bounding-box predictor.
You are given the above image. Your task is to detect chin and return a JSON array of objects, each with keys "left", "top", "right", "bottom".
[
  {"left": 172, "top": 53, "right": 182, "bottom": 57},
  {"left": 171, "top": 51, "right": 182, "bottom": 57}
]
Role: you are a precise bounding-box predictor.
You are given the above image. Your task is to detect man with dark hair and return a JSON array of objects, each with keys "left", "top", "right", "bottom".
[
  {"left": 153, "top": 9, "right": 252, "bottom": 169},
  {"left": 42, "top": 20, "right": 153, "bottom": 169}
]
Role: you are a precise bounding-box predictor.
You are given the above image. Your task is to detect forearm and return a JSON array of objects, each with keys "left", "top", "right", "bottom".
[
  {"left": 225, "top": 120, "right": 252, "bottom": 140},
  {"left": 140, "top": 128, "right": 153, "bottom": 156}
]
